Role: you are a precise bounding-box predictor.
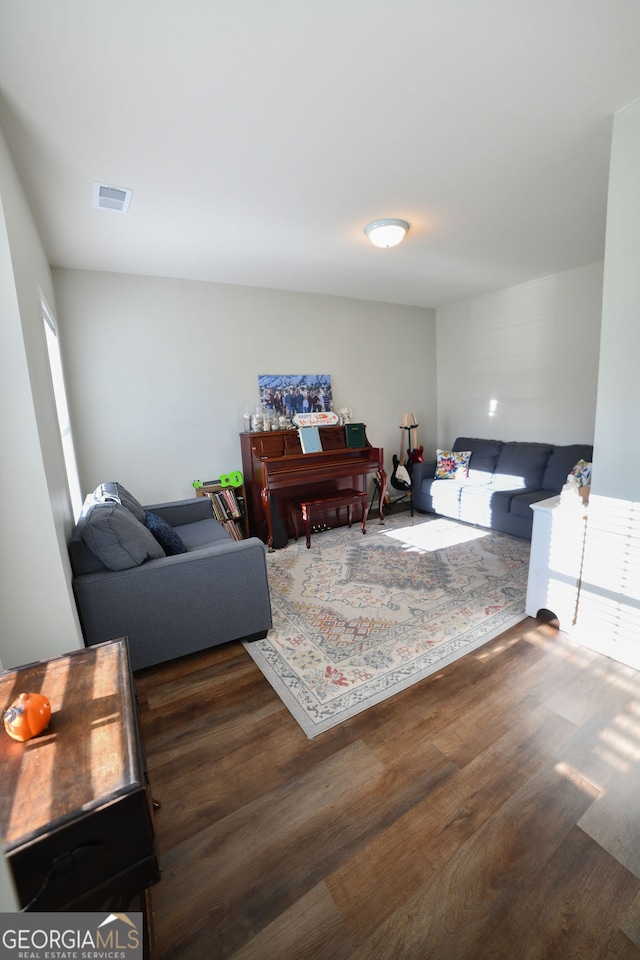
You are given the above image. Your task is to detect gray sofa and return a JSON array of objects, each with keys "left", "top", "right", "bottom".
[
  {"left": 68, "top": 483, "right": 272, "bottom": 671},
  {"left": 411, "top": 437, "right": 593, "bottom": 539}
]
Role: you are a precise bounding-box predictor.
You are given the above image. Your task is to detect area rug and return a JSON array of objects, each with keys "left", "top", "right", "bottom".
[{"left": 243, "top": 514, "right": 530, "bottom": 737}]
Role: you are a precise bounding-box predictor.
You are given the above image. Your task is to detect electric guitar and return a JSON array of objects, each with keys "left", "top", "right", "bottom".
[
  {"left": 391, "top": 415, "right": 412, "bottom": 490},
  {"left": 407, "top": 413, "right": 424, "bottom": 463}
]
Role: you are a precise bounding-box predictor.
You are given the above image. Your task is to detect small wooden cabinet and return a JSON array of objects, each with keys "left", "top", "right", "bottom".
[{"left": 0, "top": 638, "right": 160, "bottom": 914}]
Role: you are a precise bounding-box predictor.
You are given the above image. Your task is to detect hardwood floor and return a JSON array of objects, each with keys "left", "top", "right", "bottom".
[{"left": 135, "top": 618, "right": 640, "bottom": 960}]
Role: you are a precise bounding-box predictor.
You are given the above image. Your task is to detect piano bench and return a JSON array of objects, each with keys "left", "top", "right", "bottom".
[{"left": 290, "top": 489, "right": 369, "bottom": 548}]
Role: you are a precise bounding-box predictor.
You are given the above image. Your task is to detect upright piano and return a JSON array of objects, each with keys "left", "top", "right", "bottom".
[{"left": 240, "top": 425, "right": 386, "bottom": 548}]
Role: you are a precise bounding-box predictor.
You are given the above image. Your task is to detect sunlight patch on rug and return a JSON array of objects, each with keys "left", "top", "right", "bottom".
[{"left": 243, "top": 514, "right": 530, "bottom": 737}]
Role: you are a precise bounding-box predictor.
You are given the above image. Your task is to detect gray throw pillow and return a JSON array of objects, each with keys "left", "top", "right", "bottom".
[
  {"left": 93, "top": 482, "right": 146, "bottom": 523},
  {"left": 81, "top": 501, "right": 166, "bottom": 570}
]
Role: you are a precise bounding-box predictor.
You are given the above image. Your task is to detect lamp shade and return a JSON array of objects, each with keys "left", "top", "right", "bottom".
[{"left": 364, "top": 218, "right": 409, "bottom": 248}]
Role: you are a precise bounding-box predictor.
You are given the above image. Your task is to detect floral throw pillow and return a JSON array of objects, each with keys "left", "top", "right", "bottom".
[
  {"left": 569, "top": 459, "right": 592, "bottom": 487},
  {"left": 435, "top": 449, "right": 472, "bottom": 480}
]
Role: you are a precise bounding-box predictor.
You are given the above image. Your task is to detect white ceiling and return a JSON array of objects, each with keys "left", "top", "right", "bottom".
[{"left": 2, "top": 1, "right": 640, "bottom": 309}]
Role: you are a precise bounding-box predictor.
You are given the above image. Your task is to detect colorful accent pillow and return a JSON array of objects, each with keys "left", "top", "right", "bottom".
[
  {"left": 144, "top": 511, "right": 187, "bottom": 556},
  {"left": 435, "top": 449, "right": 472, "bottom": 480},
  {"left": 569, "top": 460, "right": 592, "bottom": 487}
]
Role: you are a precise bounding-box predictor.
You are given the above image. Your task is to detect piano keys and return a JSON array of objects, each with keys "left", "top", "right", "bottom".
[{"left": 240, "top": 425, "right": 387, "bottom": 549}]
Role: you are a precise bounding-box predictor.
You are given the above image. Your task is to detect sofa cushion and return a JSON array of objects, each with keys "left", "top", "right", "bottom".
[
  {"left": 509, "top": 490, "right": 554, "bottom": 519},
  {"left": 456, "top": 484, "right": 505, "bottom": 525},
  {"left": 177, "top": 518, "right": 233, "bottom": 550},
  {"left": 453, "top": 438, "right": 503, "bottom": 483},
  {"left": 494, "top": 442, "right": 553, "bottom": 490},
  {"left": 541, "top": 444, "right": 594, "bottom": 492},
  {"left": 68, "top": 527, "right": 109, "bottom": 575},
  {"left": 145, "top": 510, "right": 188, "bottom": 556},
  {"left": 458, "top": 484, "right": 527, "bottom": 519},
  {"left": 81, "top": 501, "right": 166, "bottom": 570},
  {"left": 435, "top": 449, "right": 472, "bottom": 479},
  {"left": 427, "top": 479, "right": 464, "bottom": 518},
  {"left": 93, "top": 482, "right": 146, "bottom": 523}
]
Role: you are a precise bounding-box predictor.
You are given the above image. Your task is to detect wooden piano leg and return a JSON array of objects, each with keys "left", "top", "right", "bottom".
[
  {"left": 378, "top": 468, "right": 388, "bottom": 523},
  {"left": 361, "top": 498, "right": 368, "bottom": 534},
  {"left": 289, "top": 502, "right": 300, "bottom": 542},
  {"left": 261, "top": 486, "right": 274, "bottom": 550},
  {"left": 301, "top": 503, "right": 312, "bottom": 549}
]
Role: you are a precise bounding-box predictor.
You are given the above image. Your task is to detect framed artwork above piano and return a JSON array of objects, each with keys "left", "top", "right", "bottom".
[{"left": 240, "top": 425, "right": 386, "bottom": 549}]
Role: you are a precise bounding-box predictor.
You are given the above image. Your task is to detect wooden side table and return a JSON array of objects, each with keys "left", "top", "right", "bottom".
[{"left": 0, "top": 639, "right": 159, "bottom": 931}]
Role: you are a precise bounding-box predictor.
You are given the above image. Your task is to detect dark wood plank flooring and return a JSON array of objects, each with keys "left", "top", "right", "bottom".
[{"left": 135, "top": 618, "right": 640, "bottom": 960}]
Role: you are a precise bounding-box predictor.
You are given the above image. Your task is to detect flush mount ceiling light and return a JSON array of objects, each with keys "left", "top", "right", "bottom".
[{"left": 364, "top": 218, "right": 409, "bottom": 248}]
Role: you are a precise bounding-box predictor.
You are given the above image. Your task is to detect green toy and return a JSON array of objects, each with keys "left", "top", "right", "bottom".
[{"left": 192, "top": 470, "right": 243, "bottom": 490}]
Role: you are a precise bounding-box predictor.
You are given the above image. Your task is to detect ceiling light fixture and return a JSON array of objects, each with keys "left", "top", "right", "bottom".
[{"left": 364, "top": 218, "right": 409, "bottom": 248}]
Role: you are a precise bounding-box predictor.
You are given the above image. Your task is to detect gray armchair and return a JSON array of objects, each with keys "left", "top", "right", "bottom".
[{"left": 68, "top": 491, "right": 272, "bottom": 671}]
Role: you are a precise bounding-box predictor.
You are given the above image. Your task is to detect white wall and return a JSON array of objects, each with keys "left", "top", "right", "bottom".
[
  {"left": 592, "top": 101, "right": 640, "bottom": 500},
  {"left": 435, "top": 262, "right": 603, "bottom": 446},
  {"left": 0, "top": 128, "right": 82, "bottom": 670},
  {"left": 0, "top": 125, "right": 82, "bottom": 911},
  {"left": 52, "top": 268, "right": 437, "bottom": 505},
  {"left": 572, "top": 97, "right": 640, "bottom": 668}
]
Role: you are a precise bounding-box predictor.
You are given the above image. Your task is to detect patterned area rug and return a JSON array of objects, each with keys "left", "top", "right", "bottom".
[{"left": 243, "top": 513, "right": 530, "bottom": 737}]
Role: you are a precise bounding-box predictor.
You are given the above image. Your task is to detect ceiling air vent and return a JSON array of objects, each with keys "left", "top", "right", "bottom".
[{"left": 93, "top": 182, "right": 132, "bottom": 213}]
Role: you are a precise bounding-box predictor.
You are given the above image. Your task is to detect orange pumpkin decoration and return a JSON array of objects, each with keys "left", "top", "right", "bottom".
[{"left": 3, "top": 692, "right": 51, "bottom": 741}]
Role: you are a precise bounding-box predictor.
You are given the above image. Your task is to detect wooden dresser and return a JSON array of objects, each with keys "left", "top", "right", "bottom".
[{"left": 0, "top": 638, "right": 159, "bottom": 914}]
